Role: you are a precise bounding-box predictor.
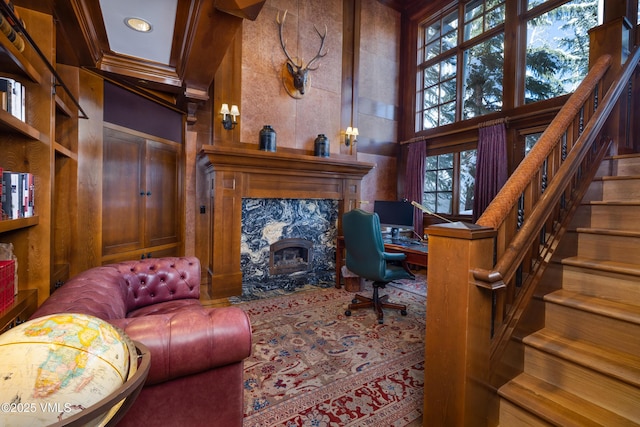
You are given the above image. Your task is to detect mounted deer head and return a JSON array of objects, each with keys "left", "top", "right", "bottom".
[{"left": 276, "top": 10, "right": 328, "bottom": 98}]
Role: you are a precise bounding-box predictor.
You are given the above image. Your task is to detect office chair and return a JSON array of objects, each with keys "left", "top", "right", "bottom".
[{"left": 342, "top": 209, "right": 415, "bottom": 324}]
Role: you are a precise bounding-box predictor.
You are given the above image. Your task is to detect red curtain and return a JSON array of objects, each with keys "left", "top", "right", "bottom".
[
  {"left": 473, "top": 123, "right": 508, "bottom": 222},
  {"left": 404, "top": 141, "right": 426, "bottom": 237}
]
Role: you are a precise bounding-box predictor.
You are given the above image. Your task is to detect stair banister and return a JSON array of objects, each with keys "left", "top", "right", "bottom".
[
  {"left": 424, "top": 46, "right": 640, "bottom": 426},
  {"left": 472, "top": 46, "right": 640, "bottom": 363},
  {"left": 475, "top": 54, "right": 612, "bottom": 231}
]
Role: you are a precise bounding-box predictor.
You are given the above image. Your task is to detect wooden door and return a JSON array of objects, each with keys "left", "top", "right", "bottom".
[
  {"left": 102, "top": 127, "right": 145, "bottom": 255},
  {"left": 145, "top": 139, "right": 180, "bottom": 248}
]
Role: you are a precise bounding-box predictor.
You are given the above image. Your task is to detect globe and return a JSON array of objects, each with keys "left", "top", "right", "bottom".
[{"left": 0, "top": 313, "right": 137, "bottom": 426}]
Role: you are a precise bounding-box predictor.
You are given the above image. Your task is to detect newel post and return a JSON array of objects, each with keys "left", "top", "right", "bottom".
[{"left": 423, "top": 222, "right": 496, "bottom": 426}]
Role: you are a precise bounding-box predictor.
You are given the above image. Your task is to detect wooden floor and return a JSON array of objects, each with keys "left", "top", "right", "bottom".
[{"left": 199, "top": 284, "right": 232, "bottom": 308}]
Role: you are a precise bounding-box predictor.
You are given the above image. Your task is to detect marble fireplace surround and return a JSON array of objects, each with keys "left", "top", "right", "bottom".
[{"left": 199, "top": 145, "right": 374, "bottom": 299}]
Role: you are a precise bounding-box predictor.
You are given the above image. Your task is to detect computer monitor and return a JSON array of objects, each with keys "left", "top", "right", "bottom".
[{"left": 373, "top": 200, "right": 414, "bottom": 238}]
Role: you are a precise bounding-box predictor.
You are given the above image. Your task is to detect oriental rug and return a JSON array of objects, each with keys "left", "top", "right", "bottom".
[{"left": 239, "top": 281, "right": 426, "bottom": 427}]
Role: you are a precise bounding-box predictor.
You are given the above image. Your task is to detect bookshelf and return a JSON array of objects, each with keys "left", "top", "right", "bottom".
[{"left": 0, "top": 5, "right": 79, "bottom": 326}]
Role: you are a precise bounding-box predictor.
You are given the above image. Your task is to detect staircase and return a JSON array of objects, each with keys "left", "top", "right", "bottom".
[{"left": 498, "top": 153, "right": 640, "bottom": 426}]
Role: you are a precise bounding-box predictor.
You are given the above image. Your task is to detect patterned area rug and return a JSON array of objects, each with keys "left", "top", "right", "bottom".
[
  {"left": 238, "top": 282, "right": 426, "bottom": 426},
  {"left": 387, "top": 269, "right": 427, "bottom": 297}
]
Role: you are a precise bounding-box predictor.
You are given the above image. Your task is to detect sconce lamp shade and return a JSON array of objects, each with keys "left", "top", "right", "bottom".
[
  {"left": 221, "top": 103, "right": 239, "bottom": 130},
  {"left": 345, "top": 126, "right": 359, "bottom": 147}
]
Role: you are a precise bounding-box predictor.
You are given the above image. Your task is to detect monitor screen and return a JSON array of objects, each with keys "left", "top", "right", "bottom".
[{"left": 373, "top": 200, "right": 414, "bottom": 231}]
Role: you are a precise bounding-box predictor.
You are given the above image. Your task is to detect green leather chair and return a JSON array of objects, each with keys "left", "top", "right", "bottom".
[{"left": 342, "top": 209, "right": 415, "bottom": 324}]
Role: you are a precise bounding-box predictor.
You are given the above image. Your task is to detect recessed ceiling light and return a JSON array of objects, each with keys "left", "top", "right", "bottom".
[{"left": 124, "top": 17, "right": 152, "bottom": 33}]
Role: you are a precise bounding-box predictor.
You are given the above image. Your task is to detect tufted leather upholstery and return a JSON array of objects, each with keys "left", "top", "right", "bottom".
[{"left": 31, "top": 257, "right": 252, "bottom": 427}]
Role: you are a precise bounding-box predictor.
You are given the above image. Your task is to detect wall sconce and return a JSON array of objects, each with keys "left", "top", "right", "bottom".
[
  {"left": 220, "top": 103, "right": 240, "bottom": 130},
  {"left": 345, "top": 126, "right": 359, "bottom": 146}
]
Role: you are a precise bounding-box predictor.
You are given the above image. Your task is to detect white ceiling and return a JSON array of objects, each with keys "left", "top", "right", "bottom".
[{"left": 99, "top": 0, "right": 177, "bottom": 64}]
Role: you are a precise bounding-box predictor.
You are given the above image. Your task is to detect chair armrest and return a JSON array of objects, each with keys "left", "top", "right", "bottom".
[
  {"left": 382, "top": 252, "right": 406, "bottom": 262},
  {"left": 111, "top": 306, "right": 252, "bottom": 385}
]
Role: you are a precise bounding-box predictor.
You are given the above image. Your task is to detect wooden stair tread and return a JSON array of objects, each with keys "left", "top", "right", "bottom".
[
  {"left": 559, "top": 256, "right": 640, "bottom": 277},
  {"left": 499, "top": 373, "right": 633, "bottom": 427},
  {"left": 594, "top": 175, "right": 640, "bottom": 181},
  {"left": 544, "top": 290, "right": 640, "bottom": 325},
  {"left": 573, "top": 227, "right": 640, "bottom": 238},
  {"left": 584, "top": 200, "right": 640, "bottom": 206},
  {"left": 524, "top": 329, "right": 640, "bottom": 387},
  {"left": 605, "top": 153, "right": 640, "bottom": 160}
]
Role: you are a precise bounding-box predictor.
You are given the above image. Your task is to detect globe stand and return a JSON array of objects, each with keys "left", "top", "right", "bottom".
[{"left": 49, "top": 342, "right": 151, "bottom": 427}]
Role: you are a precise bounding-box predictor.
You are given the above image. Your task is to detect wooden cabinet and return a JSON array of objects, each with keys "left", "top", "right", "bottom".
[{"left": 101, "top": 124, "right": 181, "bottom": 263}]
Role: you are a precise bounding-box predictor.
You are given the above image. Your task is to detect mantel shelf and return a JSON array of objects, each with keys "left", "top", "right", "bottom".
[{"left": 199, "top": 145, "right": 375, "bottom": 180}]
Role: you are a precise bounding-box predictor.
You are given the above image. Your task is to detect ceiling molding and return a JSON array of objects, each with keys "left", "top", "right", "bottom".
[
  {"left": 98, "top": 53, "right": 182, "bottom": 88},
  {"left": 51, "top": 0, "right": 267, "bottom": 108}
]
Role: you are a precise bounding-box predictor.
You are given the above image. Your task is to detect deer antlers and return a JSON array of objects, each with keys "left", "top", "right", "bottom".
[{"left": 276, "top": 9, "right": 328, "bottom": 97}]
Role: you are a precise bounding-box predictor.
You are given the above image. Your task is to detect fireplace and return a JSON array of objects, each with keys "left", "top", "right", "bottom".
[
  {"left": 270, "top": 238, "right": 313, "bottom": 275},
  {"left": 199, "top": 145, "right": 374, "bottom": 298}
]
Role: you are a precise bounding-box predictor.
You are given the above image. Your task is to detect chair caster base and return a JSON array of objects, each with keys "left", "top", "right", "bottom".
[
  {"left": 401, "top": 310, "right": 407, "bottom": 316},
  {"left": 345, "top": 310, "right": 352, "bottom": 316}
]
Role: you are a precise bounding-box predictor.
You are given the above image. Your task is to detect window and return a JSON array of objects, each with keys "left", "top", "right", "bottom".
[
  {"left": 525, "top": 132, "right": 543, "bottom": 156},
  {"left": 463, "top": 33, "right": 504, "bottom": 119},
  {"left": 415, "top": 0, "right": 602, "bottom": 129},
  {"left": 418, "top": 12, "right": 459, "bottom": 129},
  {"left": 524, "top": 0, "right": 599, "bottom": 103},
  {"left": 417, "top": 1, "right": 505, "bottom": 130},
  {"left": 424, "top": 150, "right": 477, "bottom": 216}
]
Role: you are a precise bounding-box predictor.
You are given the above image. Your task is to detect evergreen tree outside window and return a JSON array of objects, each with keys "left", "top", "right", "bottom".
[
  {"left": 525, "top": 0, "right": 599, "bottom": 103},
  {"left": 423, "top": 150, "right": 476, "bottom": 216},
  {"left": 417, "top": 0, "right": 505, "bottom": 130},
  {"left": 424, "top": 153, "right": 454, "bottom": 214},
  {"left": 463, "top": 33, "right": 504, "bottom": 119},
  {"left": 459, "top": 149, "right": 477, "bottom": 215}
]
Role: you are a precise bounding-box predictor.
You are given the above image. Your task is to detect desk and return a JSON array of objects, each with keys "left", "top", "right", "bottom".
[{"left": 335, "top": 236, "right": 428, "bottom": 288}]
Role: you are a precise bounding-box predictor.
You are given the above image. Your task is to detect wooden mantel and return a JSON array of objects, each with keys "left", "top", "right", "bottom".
[{"left": 199, "top": 145, "right": 375, "bottom": 298}]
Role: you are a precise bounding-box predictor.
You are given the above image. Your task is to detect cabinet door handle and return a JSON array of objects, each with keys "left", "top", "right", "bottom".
[
  {"left": 146, "top": 191, "right": 151, "bottom": 196},
  {"left": 140, "top": 191, "right": 145, "bottom": 196}
]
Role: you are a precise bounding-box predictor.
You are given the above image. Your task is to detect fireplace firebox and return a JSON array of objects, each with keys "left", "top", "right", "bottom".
[{"left": 270, "top": 238, "right": 313, "bottom": 275}]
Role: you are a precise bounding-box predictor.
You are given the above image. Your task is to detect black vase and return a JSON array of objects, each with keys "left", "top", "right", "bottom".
[
  {"left": 259, "top": 125, "right": 276, "bottom": 152},
  {"left": 314, "top": 134, "right": 329, "bottom": 157}
]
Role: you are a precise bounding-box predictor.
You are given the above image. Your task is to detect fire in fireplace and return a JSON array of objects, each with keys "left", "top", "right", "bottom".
[{"left": 270, "top": 238, "right": 313, "bottom": 275}]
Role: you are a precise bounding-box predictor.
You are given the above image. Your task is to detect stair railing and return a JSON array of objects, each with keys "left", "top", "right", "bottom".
[{"left": 472, "top": 46, "right": 640, "bottom": 366}]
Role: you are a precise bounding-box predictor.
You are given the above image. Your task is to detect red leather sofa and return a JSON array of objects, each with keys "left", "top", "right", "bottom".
[{"left": 31, "top": 256, "right": 252, "bottom": 426}]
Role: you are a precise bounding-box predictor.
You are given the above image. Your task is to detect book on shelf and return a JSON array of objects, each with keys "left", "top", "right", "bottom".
[
  {"left": 0, "top": 0, "right": 25, "bottom": 52},
  {"left": 1, "top": 171, "right": 34, "bottom": 220},
  {"left": 0, "top": 76, "right": 25, "bottom": 121}
]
